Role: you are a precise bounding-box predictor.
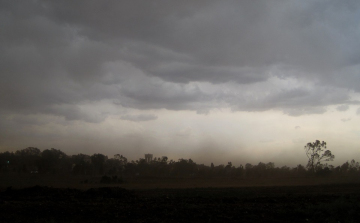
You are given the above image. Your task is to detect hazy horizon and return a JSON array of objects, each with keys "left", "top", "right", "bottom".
[{"left": 1, "top": 1, "right": 359, "bottom": 168}]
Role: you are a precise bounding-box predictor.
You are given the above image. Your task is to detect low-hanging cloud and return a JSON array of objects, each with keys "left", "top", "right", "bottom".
[
  {"left": 337, "top": 105, "right": 350, "bottom": 112},
  {"left": 120, "top": 114, "right": 158, "bottom": 122}
]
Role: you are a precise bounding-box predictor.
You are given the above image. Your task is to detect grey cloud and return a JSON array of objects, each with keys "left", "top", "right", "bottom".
[
  {"left": 116, "top": 76, "right": 212, "bottom": 111},
  {"left": 326, "top": 65, "right": 360, "bottom": 92},
  {"left": 146, "top": 62, "right": 268, "bottom": 84},
  {"left": 295, "top": 126, "right": 301, "bottom": 129},
  {"left": 9, "top": 115, "right": 49, "bottom": 126},
  {"left": 337, "top": 105, "right": 349, "bottom": 111},
  {"left": 120, "top": 114, "right": 158, "bottom": 122},
  {"left": 1, "top": 0, "right": 360, "bottom": 122},
  {"left": 116, "top": 0, "right": 360, "bottom": 86},
  {"left": 346, "top": 100, "right": 360, "bottom": 105},
  {"left": 268, "top": 88, "right": 348, "bottom": 108},
  {"left": 196, "top": 109, "right": 210, "bottom": 115},
  {"left": 9, "top": 1, "right": 358, "bottom": 78},
  {"left": 229, "top": 84, "right": 349, "bottom": 115},
  {"left": 283, "top": 107, "right": 327, "bottom": 116},
  {"left": 115, "top": 75, "right": 350, "bottom": 116}
]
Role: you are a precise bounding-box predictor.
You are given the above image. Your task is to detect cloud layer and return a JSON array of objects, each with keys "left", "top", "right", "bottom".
[{"left": 1, "top": 0, "right": 360, "bottom": 123}]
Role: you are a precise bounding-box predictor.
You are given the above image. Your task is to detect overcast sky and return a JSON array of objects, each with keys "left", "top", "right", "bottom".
[{"left": 1, "top": 0, "right": 360, "bottom": 166}]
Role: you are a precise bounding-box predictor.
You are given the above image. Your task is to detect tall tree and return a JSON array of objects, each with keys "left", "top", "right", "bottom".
[{"left": 304, "top": 140, "right": 335, "bottom": 173}]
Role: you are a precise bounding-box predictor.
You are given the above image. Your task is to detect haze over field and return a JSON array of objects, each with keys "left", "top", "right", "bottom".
[{"left": 1, "top": 0, "right": 360, "bottom": 166}]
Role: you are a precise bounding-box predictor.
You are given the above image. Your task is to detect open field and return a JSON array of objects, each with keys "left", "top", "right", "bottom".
[
  {"left": 1, "top": 173, "right": 360, "bottom": 189},
  {"left": 1, "top": 183, "right": 360, "bottom": 222},
  {"left": 1, "top": 174, "right": 360, "bottom": 222}
]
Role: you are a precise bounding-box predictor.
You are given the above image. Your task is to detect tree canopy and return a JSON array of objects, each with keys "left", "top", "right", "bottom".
[{"left": 304, "top": 140, "right": 335, "bottom": 173}]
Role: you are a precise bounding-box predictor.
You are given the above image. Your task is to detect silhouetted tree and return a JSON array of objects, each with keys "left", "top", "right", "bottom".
[
  {"left": 245, "top": 163, "right": 253, "bottom": 177},
  {"left": 294, "top": 164, "right": 307, "bottom": 176},
  {"left": 15, "top": 147, "right": 41, "bottom": 156},
  {"left": 91, "top": 153, "right": 107, "bottom": 175},
  {"left": 304, "top": 140, "right": 334, "bottom": 173},
  {"left": 236, "top": 164, "right": 244, "bottom": 177},
  {"left": 5, "top": 146, "right": 360, "bottom": 179},
  {"left": 39, "top": 148, "right": 68, "bottom": 174},
  {"left": 161, "top": 156, "right": 168, "bottom": 163},
  {"left": 136, "top": 158, "right": 149, "bottom": 176},
  {"left": 114, "top": 154, "right": 127, "bottom": 165},
  {"left": 71, "top": 154, "right": 92, "bottom": 175},
  {"left": 15, "top": 147, "right": 41, "bottom": 173},
  {"left": 172, "top": 159, "right": 197, "bottom": 176},
  {"left": 349, "top": 159, "right": 359, "bottom": 174}
]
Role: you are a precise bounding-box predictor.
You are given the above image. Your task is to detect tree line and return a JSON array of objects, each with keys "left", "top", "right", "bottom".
[{"left": 0, "top": 145, "right": 359, "bottom": 178}]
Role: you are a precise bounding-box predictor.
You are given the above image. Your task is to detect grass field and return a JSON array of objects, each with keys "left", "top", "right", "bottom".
[
  {"left": 1, "top": 174, "right": 360, "bottom": 222},
  {"left": 1, "top": 173, "right": 360, "bottom": 190}
]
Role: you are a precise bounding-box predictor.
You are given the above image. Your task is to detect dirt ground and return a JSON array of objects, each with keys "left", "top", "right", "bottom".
[{"left": 1, "top": 179, "right": 360, "bottom": 222}]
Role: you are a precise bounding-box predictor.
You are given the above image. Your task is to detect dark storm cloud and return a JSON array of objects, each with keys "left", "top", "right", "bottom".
[
  {"left": 120, "top": 114, "right": 158, "bottom": 122},
  {"left": 44, "top": 0, "right": 357, "bottom": 83},
  {"left": 114, "top": 76, "right": 213, "bottom": 111},
  {"left": 1, "top": 0, "right": 360, "bottom": 122},
  {"left": 228, "top": 86, "right": 350, "bottom": 115}
]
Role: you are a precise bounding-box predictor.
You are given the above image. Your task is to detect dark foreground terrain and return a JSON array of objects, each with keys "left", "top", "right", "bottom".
[{"left": 1, "top": 183, "right": 360, "bottom": 223}]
